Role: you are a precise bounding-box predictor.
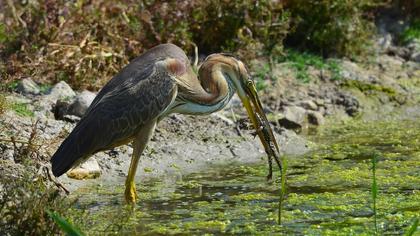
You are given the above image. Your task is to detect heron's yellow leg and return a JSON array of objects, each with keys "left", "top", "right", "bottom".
[
  {"left": 124, "top": 120, "right": 157, "bottom": 204},
  {"left": 125, "top": 153, "right": 140, "bottom": 203}
]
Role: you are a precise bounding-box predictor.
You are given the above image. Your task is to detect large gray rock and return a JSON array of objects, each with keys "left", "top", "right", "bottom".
[
  {"left": 47, "top": 81, "right": 76, "bottom": 101},
  {"left": 339, "top": 60, "right": 368, "bottom": 81},
  {"left": 34, "top": 81, "right": 76, "bottom": 119},
  {"left": 278, "top": 106, "right": 307, "bottom": 130},
  {"left": 68, "top": 90, "right": 96, "bottom": 117},
  {"left": 307, "top": 111, "right": 325, "bottom": 126},
  {"left": 53, "top": 90, "right": 96, "bottom": 121},
  {"left": 16, "top": 78, "right": 40, "bottom": 95}
]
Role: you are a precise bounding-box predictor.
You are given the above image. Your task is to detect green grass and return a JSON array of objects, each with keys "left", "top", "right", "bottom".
[
  {"left": 371, "top": 152, "right": 378, "bottom": 234},
  {"left": 401, "top": 20, "right": 420, "bottom": 44},
  {"left": 47, "top": 210, "right": 85, "bottom": 236},
  {"left": 39, "top": 83, "right": 52, "bottom": 94},
  {"left": 278, "top": 157, "right": 288, "bottom": 225},
  {"left": 11, "top": 102, "right": 34, "bottom": 117},
  {"left": 253, "top": 63, "right": 271, "bottom": 91},
  {"left": 0, "top": 93, "right": 7, "bottom": 114},
  {"left": 277, "top": 49, "right": 342, "bottom": 83},
  {"left": 0, "top": 23, "right": 7, "bottom": 43},
  {"left": 405, "top": 218, "right": 419, "bottom": 236}
]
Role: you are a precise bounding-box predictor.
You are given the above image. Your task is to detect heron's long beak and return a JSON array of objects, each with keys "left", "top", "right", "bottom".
[{"left": 238, "top": 79, "right": 282, "bottom": 171}]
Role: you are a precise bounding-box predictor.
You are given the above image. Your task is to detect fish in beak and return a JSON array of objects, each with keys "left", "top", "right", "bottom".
[
  {"left": 199, "top": 53, "right": 282, "bottom": 179},
  {"left": 238, "top": 77, "right": 282, "bottom": 180}
]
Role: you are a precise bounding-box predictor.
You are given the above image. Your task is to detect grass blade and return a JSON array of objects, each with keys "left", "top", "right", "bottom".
[
  {"left": 405, "top": 218, "right": 419, "bottom": 236},
  {"left": 46, "top": 210, "right": 84, "bottom": 236},
  {"left": 278, "top": 157, "right": 288, "bottom": 225},
  {"left": 371, "top": 152, "right": 378, "bottom": 235}
]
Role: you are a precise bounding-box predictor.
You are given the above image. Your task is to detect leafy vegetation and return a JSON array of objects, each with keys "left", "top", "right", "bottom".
[
  {"left": 401, "top": 19, "right": 420, "bottom": 44},
  {"left": 284, "top": 0, "right": 386, "bottom": 57},
  {"left": 277, "top": 49, "right": 342, "bottom": 82},
  {"left": 253, "top": 63, "right": 272, "bottom": 91},
  {"left": 371, "top": 152, "right": 379, "bottom": 234},
  {"left": 0, "top": 93, "right": 6, "bottom": 115},
  {"left": 0, "top": 171, "right": 69, "bottom": 235},
  {"left": 0, "top": 120, "right": 70, "bottom": 235},
  {"left": 1, "top": 0, "right": 415, "bottom": 90},
  {"left": 10, "top": 102, "right": 34, "bottom": 117}
]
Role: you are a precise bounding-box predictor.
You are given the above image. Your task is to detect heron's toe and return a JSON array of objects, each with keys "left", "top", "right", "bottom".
[{"left": 124, "top": 183, "right": 138, "bottom": 204}]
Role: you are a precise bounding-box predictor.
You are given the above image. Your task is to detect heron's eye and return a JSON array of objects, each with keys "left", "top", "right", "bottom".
[{"left": 247, "top": 80, "right": 254, "bottom": 87}]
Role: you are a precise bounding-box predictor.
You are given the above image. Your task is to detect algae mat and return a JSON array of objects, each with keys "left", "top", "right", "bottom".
[{"left": 67, "top": 120, "right": 420, "bottom": 235}]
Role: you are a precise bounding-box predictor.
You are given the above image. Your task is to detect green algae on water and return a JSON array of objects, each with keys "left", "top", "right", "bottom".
[{"left": 65, "top": 119, "right": 420, "bottom": 235}]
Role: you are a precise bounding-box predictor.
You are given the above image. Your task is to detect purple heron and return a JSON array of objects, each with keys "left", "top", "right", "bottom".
[{"left": 51, "top": 43, "right": 281, "bottom": 203}]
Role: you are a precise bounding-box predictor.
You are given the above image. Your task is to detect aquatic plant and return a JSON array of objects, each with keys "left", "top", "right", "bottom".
[
  {"left": 278, "top": 157, "right": 288, "bottom": 225},
  {"left": 47, "top": 210, "right": 85, "bottom": 236},
  {"left": 404, "top": 218, "right": 419, "bottom": 236},
  {"left": 371, "top": 151, "right": 379, "bottom": 234}
]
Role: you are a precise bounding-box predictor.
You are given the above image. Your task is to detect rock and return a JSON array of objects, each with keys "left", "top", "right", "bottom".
[
  {"left": 377, "top": 55, "right": 404, "bottom": 72},
  {"left": 47, "top": 81, "right": 76, "bottom": 101},
  {"left": 67, "top": 158, "right": 101, "bottom": 180},
  {"left": 52, "top": 89, "right": 95, "bottom": 121},
  {"left": 16, "top": 78, "right": 40, "bottom": 95},
  {"left": 339, "top": 60, "right": 369, "bottom": 81},
  {"left": 63, "top": 114, "right": 81, "bottom": 123},
  {"left": 53, "top": 100, "right": 71, "bottom": 120},
  {"left": 307, "top": 111, "right": 325, "bottom": 126},
  {"left": 377, "top": 33, "right": 392, "bottom": 52},
  {"left": 68, "top": 90, "right": 96, "bottom": 117},
  {"left": 315, "top": 99, "right": 325, "bottom": 107},
  {"left": 334, "top": 93, "right": 360, "bottom": 116},
  {"left": 407, "top": 39, "right": 420, "bottom": 52},
  {"left": 278, "top": 106, "right": 307, "bottom": 130},
  {"left": 410, "top": 52, "right": 420, "bottom": 63},
  {"left": 299, "top": 100, "right": 318, "bottom": 111},
  {"left": 35, "top": 81, "right": 76, "bottom": 119},
  {"left": 387, "top": 46, "right": 411, "bottom": 60}
]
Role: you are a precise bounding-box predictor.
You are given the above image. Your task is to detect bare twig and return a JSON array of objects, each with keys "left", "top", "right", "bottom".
[{"left": 6, "top": 0, "right": 27, "bottom": 28}]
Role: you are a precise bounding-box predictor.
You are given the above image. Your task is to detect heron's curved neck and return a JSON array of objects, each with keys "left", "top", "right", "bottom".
[{"left": 177, "top": 63, "right": 232, "bottom": 106}]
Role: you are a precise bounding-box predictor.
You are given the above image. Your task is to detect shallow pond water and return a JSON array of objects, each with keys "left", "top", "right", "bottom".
[{"left": 67, "top": 120, "right": 420, "bottom": 235}]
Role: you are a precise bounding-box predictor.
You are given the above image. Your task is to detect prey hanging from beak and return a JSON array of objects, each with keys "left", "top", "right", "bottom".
[{"left": 237, "top": 75, "right": 282, "bottom": 180}]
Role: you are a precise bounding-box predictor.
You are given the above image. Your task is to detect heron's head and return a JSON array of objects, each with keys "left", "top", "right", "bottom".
[{"left": 200, "top": 54, "right": 281, "bottom": 164}]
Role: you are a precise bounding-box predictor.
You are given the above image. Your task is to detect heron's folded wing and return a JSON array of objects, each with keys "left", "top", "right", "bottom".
[{"left": 51, "top": 62, "right": 177, "bottom": 176}]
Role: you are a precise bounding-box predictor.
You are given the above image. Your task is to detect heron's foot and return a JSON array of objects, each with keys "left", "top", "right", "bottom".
[{"left": 124, "top": 182, "right": 138, "bottom": 204}]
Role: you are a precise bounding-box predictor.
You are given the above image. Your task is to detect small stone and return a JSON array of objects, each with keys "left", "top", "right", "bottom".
[
  {"left": 410, "top": 52, "right": 420, "bottom": 63},
  {"left": 278, "top": 106, "right": 307, "bottom": 130},
  {"left": 53, "top": 100, "right": 71, "bottom": 120},
  {"left": 307, "top": 111, "right": 325, "bottom": 126},
  {"left": 67, "top": 158, "right": 101, "bottom": 180},
  {"left": 48, "top": 81, "right": 76, "bottom": 101},
  {"left": 334, "top": 93, "right": 360, "bottom": 116},
  {"left": 315, "top": 99, "right": 325, "bottom": 107},
  {"left": 63, "top": 114, "right": 81, "bottom": 123},
  {"left": 68, "top": 90, "right": 96, "bottom": 117},
  {"left": 299, "top": 100, "right": 318, "bottom": 111},
  {"left": 16, "top": 78, "right": 40, "bottom": 95}
]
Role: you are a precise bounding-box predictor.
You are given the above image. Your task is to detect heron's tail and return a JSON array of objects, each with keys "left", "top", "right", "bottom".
[{"left": 50, "top": 133, "right": 86, "bottom": 177}]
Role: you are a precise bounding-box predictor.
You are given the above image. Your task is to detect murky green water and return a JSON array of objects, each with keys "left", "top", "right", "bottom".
[{"left": 67, "top": 120, "right": 420, "bottom": 235}]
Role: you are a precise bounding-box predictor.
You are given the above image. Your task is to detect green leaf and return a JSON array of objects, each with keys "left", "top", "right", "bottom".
[
  {"left": 405, "top": 218, "right": 419, "bottom": 236},
  {"left": 46, "top": 210, "right": 85, "bottom": 236}
]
